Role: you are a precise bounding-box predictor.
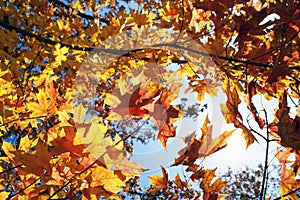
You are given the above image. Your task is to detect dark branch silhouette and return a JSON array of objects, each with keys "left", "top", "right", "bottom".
[
  {"left": 49, "top": 0, "right": 110, "bottom": 24},
  {"left": 0, "top": 20, "right": 274, "bottom": 69}
]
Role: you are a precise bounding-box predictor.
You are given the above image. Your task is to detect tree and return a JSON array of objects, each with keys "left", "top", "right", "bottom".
[
  {"left": 0, "top": 0, "right": 299, "bottom": 199},
  {"left": 220, "top": 164, "right": 281, "bottom": 200}
]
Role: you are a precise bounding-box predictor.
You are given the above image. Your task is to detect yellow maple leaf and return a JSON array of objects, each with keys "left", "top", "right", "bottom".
[
  {"left": 54, "top": 43, "right": 69, "bottom": 66},
  {"left": 105, "top": 93, "right": 121, "bottom": 108},
  {"left": 90, "top": 166, "right": 125, "bottom": 194},
  {"left": 280, "top": 163, "right": 300, "bottom": 200},
  {"left": 27, "top": 88, "right": 56, "bottom": 116},
  {"left": 0, "top": 191, "right": 10, "bottom": 199},
  {"left": 177, "top": 63, "right": 195, "bottom": 78},
  {"left": 57, "top": 18, "right": 71, "bottom": 32},
  {"left": 18, "top": 136, "right": 38, "bottom": 152}
]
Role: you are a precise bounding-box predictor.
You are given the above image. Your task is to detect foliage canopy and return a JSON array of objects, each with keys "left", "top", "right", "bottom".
[{"left": 0, "top": 0, "right": 299, "bottom": 199}]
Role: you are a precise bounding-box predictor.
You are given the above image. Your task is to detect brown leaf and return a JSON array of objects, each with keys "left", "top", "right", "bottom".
[
  {"left": 11, "top": 140, "right": 52, "bottom": 177},
  {"left": 198, "top": 115, "right": 235, "bottom": 157},
  {"left": 266, "top": 65, "right": 292, "bottom": 84},
  {"left": 174, "top": 133, "right": 202, "bottom": 166},
  {"left": 248, "top": 79, "right": 265, "bottom": 129},
  {"left": 197, "top": 168, "right": 228, "bottom": 200},
  {"left": 174, "top": 174, "right": 189, "bottom": 190},
  {"left": 269, "top": 92, "right": 300, "bottom": 150},
  {"left": 221, "top": 80, "right": 257, "bottom": 148},
  {"left": 174, "top": 115, "right": 234, "bottom": 166},
  {"left": 49, "top": 126, "right": 86, "bottom": 157}
]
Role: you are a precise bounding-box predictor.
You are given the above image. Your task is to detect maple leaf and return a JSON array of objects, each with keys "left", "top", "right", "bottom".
[
  {"left": 89, "top": 166, "right": 126, "bottom": 194},
  {"left": 174, "top": 174, "right": 190, "bottom": 190},
  {"left": 265, "top": 65, "right": 292, "bottom": 88},
  {"left": 9, "top": 140, "right": 52, "bottom": 177},
  {"left": 76, "top": 120, "right": 111, "bottom": 161},
  {"left": 177, "top": 63, "right": 196, "bottom": 78},
  {"left": 280, "top": 163, "right": 300, "bottom": 200},
  {"left": 104, "top": 146, "right": 147, "bottom": 176},
  {"left": 159, "top": 1, "right": 179, "bottom": 21},
  {"left": 49, "top": 126, "right": 86, "bottom": 157},
  {"left": 2, "top": 0, "right": 300, "bottom": 198},
  {"left": 151, "top": 85, "right": 181, "bottom": 147},
  {"left": 151, "top": 103, "right": 180, "bottom": 147},
  {"left": 275, "top": 148, "right": 292, "bottom": 164},
  {"left": 198, "top": 115, "right": 235, "bottom": 157},
  {"left": 148, "top": 166, "right": 168, "bottom": 192},
  {"left": 269, "top": 92, "right": 300, "bottom": 150},
  {"left": 111, "top": 84, "right": 154, "bottom": 117},
  {"left": 187, "top": 79, "right": 220, "bottom": 102},
  {"left": 53, "top": 43, "right": 69, "bottom": 66},
  {"left": 0, "top": 191, "right": 9, "bottom": 199},
  {"left": 57, "top": 18, "right": 71, "bottom": 32},
  {"left": 174, "top": 133, "right": 202, "bottom": 166},
  {"left": 221, "top": 80, "right": 257, "bottom": 148},
  {"left": 198, "top": 168, "right": 228, "bottom": 200},
  {"left": 27, "top": 88, "right": 57, "bottom": 117},
  {"left": 81, "top": 185, "right": 113, "bottom": 200},
  {"left": 174, "top": 115, "right": 234, "bottom": 165}
]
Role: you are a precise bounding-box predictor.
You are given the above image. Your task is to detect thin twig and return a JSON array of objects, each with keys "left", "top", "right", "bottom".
[
  {"left": 274, "top": 186, "right": 300, "bottom": 200},
  {"left": 8, "top": 178, "right": 41, "bottom": 199},
  {"left": 174, "top": 0, "right": 185, "bottom": 44},
  {"left": 49, "top": 0, "right": 110, "bottom": 24},
  {"left": 246, "top": 113, "right": 268, "bottom": 142},
  {"left": 0, "top": 164, "right": 23, "bottom": 175},
  {"left": 259, "top": 109, "right": 269, "bottom": 200},
  {"left": 250, "top": 29, "right": 300, "bottom": 61},
  {"left": 0, "top": 116, "right": 48, "bottom": 127}
]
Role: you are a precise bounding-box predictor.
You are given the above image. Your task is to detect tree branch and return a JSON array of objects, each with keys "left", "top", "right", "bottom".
[
  {"left": 0, "top": 20, "right": 275, "bottom": 69},
  {"left": 8, "top": 178, "right": 41, "bottom": 199},
  {"left": 259, "top": 109, "right": 270, "bottom": 200},
  {"left": 48, "top": 0, "right": 110, "bottom": 24},
  {"left": 250, "top": 29, "right": 300, "bottom": 61},
  {"left": 274, "top": 186, "right": 300, "bottom": 200},
  {"left": 0, "top": 164, "right": 23, "bottom": 175},
  {"left": 0, "top": 116, "right": 48, "bottom": 127}
]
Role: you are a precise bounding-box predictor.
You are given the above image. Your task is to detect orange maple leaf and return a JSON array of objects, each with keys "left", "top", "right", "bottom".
[
  {"left": 174, "top": 115, "right": 234, "bottom": 166},
  {"left": 148, "top": 166, "right": 168, "bottom": 192},
  {"left": 199, "top": 168, "right": 227, "bottom": 200},
  {"left": 221, "top": 80, "right": 257, "bottom": 148}
]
